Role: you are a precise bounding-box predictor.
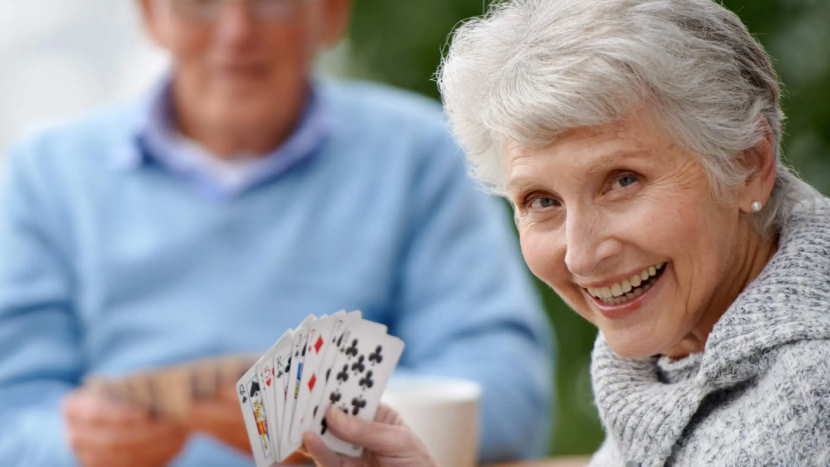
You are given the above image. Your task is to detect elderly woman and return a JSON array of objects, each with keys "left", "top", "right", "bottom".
[{"left": 301, "top": 0, "right": 830, "bottom": 465}]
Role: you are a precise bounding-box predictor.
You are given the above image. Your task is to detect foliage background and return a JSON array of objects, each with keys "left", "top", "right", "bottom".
[{"left": 340, "top": 0, "right": 830, "bottom": 456}]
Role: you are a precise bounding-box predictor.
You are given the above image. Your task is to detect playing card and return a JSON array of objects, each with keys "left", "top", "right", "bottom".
[
  {"left": 85, "top": 372, "right": 156, "bottom": 416},
  {"left": 151, "top": 366, "right": 193, "bottom": 421},
  {"left": 237, "top": 365, "right": 274, "bottom": 467},
  {"left": 279, "top": 314, "right": 316, "bottom": 458},
  {"left": 271, "top": 332, "right": 297, "bottom": 448},
  {"left": 236, "top": 311, "right": 402, "bottom": 463},
  {"left": 305, "top": 310, "right": 365, "bottom": 438},
  {"left": 124, "top": 372, "right": 156, "bottom": 415},
  {"left": 257, "top": 356, "right": 279, "bottom": 463},
  {"left": 256, "top": 330, "right": 294, "bottom": 463},
  {"left": 316, "top": 320, "right": 403, "bottom": 457},
  {"left": 217, "top": 354, "right": 258, "bottom": 387},
  {"left": 287, "top": 314, "right": 339, "bottom": 449},
  {"left": 189, "top": 358, "right": 220, "bottom": 401},
  {"left": 84, "top": 375, "right": 128, "bottom": 403}
]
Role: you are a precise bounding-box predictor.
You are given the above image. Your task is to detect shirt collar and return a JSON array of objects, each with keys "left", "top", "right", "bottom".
[{"left": 115, "top": 74, "right": 332, "bottom": 194}]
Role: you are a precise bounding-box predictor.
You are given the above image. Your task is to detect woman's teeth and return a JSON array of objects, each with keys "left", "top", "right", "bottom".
[{"left": 586, "top": 263, "right": 666, "bottom": 304}]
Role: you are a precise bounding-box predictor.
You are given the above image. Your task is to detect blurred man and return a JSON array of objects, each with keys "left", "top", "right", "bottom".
[{"left": 0, "top": 0, "right": 553, "bottom": 465}]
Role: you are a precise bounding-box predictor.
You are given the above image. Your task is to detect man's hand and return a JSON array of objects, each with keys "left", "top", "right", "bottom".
[
  {"left": 62, "top": 388, "right": 189, "bottom": 467},
  {"left": 185, "top": 384, "right": 308, "bottom": 462},
  {"left": 302, "top": 405, "right": 437, "bottom": 467},
  {"left": 187, "top": 385, "right": 252, "bottom": 455}
]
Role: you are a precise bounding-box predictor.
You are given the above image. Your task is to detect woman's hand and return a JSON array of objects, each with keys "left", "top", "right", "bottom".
[
  {"left": 62, "top": 388, "right": 189, "bottom": 467},
  {"left": 303, "top": 404, "right": 437, "bottom": 467}
]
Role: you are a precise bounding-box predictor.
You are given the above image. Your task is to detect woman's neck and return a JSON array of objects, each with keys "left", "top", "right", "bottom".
[{"left": 665, "top": 222, "right": 779, "bottom": 359}]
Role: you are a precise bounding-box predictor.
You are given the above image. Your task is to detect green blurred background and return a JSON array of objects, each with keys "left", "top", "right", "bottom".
[{"left": 337, "top": 0, "right": 830, "bottom": 456}]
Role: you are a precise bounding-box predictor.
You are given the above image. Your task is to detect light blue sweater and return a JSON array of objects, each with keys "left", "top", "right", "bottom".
[{"left": 0, "top": 81, "right": 553, "bottom": 466}]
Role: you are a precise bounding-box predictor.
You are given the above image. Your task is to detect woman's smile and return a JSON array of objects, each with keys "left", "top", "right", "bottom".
[{"left": 582, "top": 262, "right": 669, "bottom": 320}]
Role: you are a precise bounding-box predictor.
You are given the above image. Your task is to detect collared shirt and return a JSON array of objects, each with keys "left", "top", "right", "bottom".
[{"left": 126, "top": 76, "right": 331, "bottom": 198}]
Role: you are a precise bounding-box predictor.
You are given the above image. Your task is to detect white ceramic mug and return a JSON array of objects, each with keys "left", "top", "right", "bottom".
[{"left": 381, "top": 376, "right": 481, "bottom": 467}]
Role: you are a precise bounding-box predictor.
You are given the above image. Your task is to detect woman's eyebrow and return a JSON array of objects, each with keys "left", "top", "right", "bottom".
[
  {"left": 506, "top": 149, "right": 646, "bottom": 192},
  {"left": 505, "top": 176, "right": 539, "bottom": 195},
  {"left": 584, "top": 149, "right": 648, "bottom": 175}
]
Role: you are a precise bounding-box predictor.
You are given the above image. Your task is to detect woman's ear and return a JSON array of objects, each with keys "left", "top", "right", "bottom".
[{"left": 737, "top": 119, "right": 777, "bottom": 213}]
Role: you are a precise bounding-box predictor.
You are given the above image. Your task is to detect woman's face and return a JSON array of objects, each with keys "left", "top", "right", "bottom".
[{"left": 506, "top": 110, "right": 754, "bottom": 358}]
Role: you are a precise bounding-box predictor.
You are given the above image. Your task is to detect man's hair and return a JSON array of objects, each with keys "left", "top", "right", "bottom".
[{"left": 438, "top": 0, "right": 820, "bottom": 234}]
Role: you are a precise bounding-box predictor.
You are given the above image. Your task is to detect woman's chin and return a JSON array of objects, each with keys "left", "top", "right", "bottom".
[
  {"left": 605, "top": 336, "right": 661, "bottom": 359},
  {"left": 598, "top": 311, "right": 672, "bottom": 358}
]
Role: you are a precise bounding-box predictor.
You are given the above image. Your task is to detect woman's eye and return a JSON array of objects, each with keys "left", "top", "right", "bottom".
[
  {"left": 528, "top": 196, "right": 560, "bottom": 209},
  {"left": 614, "top": 173, "right": 639, "bottom": 188}
]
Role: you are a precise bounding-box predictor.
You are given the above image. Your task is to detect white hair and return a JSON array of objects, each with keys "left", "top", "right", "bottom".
[{"left": 437, "top": 0, "right": 821, "bottom": 234}]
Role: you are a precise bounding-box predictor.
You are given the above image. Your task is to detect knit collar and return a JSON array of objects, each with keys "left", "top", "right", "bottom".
[
  {"left": 591, "top": 199, "right": 830, "bottom": 466},
  {"left": 701, "top": 201, "right": 830, "bottom": 387}
]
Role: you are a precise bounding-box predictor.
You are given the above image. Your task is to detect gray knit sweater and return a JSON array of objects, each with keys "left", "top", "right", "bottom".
[{"left": 588, "top": 200, "right": 830, "bottom": 467}]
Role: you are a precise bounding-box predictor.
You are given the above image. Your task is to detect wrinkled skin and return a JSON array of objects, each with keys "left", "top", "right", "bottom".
[{"left": 303, "top": 405, "right": 437, "bottom": 467}]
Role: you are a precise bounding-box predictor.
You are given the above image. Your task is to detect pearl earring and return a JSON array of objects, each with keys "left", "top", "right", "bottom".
[{"left": 751, "top": 201, "right": 763, "bottom": 213}]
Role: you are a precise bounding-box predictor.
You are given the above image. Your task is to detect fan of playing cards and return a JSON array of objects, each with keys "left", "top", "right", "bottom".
[
  {"left": 237, "top": 310, "right": 405, "bottom": 466},
  {"left": 84, "top": 354, "right": 256, "bottom": 421}
]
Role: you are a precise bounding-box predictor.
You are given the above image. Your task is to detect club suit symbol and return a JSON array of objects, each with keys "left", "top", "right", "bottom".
[
  {"left": 345, "top": 339, "right": 359, "bottom": 358},
  {"left": 351, "top": 355, "right": 366, "bottom": 374},
  {"left": 351, "top": 396, "right": 367, "bottom": 416},
  {"left": 368, "top": 345, "right": 383, "bottom": 365},
  {"left": 359, "top": 371, "right": 374, "bottom": 390},
  {"left": 329, "top": 390, "right": 342, "bottom": 404},
  {"left": 336, "top": 364, "right": 349, "bottom": 383}
]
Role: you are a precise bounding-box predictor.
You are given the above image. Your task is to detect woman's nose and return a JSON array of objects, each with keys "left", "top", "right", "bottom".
[{"left": 563, "top": 207, "right": 622, "bottom": 277}]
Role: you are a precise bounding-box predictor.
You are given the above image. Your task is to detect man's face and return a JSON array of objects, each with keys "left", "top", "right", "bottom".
[{"left": 139, "top": 0, "right": 348, "bottom": 123}]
